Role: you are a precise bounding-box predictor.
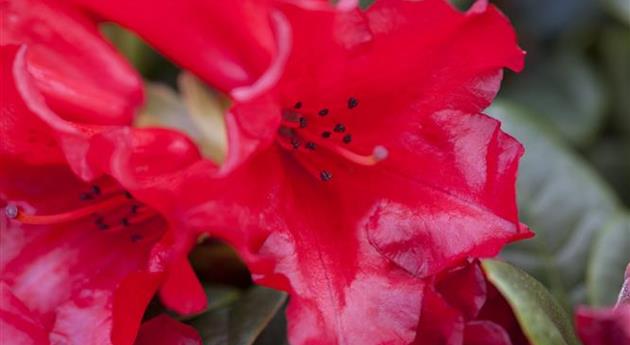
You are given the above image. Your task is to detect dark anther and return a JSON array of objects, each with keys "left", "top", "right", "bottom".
[
  {"left": 80, "top": 193, "right": 93, "bottom": 201},
  {"left": 291, "top": 138, "right": 301, "bottom": 149},
  {"left": 306, "top": 142, "right": 317, "bottom": 150},
  {"left": 130, "top": 204, "right": 140, "bottom": 214},
  {"left": 131, "top": 234, "right": 143, "bottom": 242},
  {"left": 347, "top": 97, "right": 358, "bottom": 109},
  {"left": 121, "top": 218, "right": 130, "bottom": 227},
  {"left": 5, "top": 205, "right": 18, "bottom": 219},
  {"left": 321, "top": 131, "right": 331, "bottom": 138},
  {"left": 96, "top": 222, "right": 109, "bottom": 230},
  {"left": 294, "top": 101, "right": 302, "bottom": 109},
  {"left": 318, "top": 108, "right": 329, "bottom": 116},
  {"left": 334, "top": 123, "right": 346, "bottom": 133},
  {"left": 124, "top": 191, "right": 133, "bottom": 199},
  {"left": 320, "top": 170, "right": 333, "bottom": 182},
  {"left": 91, "top": 185, "right": 101, "bottom": 195},
  {"left": 299, "top": 117, "right": 308, "bottom": 128},
  {"left": 343, "top": 134, "right": 352, "bottom": 144}
]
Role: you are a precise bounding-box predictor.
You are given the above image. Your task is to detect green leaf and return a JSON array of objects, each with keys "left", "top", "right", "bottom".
[
  {"left": 600, "top": 27, "right": 630, "bottom": 136},
  {"left": 101, "top": 24, "right": 154, "bottom": 75},
  {"left": 587, "top": 213, "right": 630, "bottom": 306},
  {"left": 482, "top": 260, "right": 580, "bottom": 345},
  {"left": 205, "top": 286, "right": 241, "bottom": 312},
  {"left": 487, "top": 100, "right": 620, "bottom": 307},
  {"left": 501, "top": 51, "right": 607, "bottom": 146},
  {"left": 188, "top": 286, "right": 288, "bottom": 345}
]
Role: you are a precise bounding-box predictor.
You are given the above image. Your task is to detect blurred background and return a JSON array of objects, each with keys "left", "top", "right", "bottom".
[{"left": 102, "top": 0, "right": 630, "bottom": 342}]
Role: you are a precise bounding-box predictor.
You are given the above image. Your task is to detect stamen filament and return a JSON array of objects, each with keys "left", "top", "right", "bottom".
[
  {"left": 299, "top": 130, "right": 387, "bottom": 166},
  {"left": 11, "top": 195, "right": 129, "bottom": 225}
]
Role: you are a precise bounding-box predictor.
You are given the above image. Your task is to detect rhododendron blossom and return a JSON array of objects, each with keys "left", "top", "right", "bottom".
[
  {"left": 144, "top": 1, "right": 533, "bottom": 343},
  {"left": 1, "top": 0, "right": 554, "bottom": 344},
  {"left": 1, "top": 44, "right": 205, "bottom": 345}
]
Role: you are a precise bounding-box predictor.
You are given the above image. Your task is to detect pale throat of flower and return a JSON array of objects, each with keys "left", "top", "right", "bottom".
[{"left": 276, "top": 96, "right": 388, "bottom": 182}]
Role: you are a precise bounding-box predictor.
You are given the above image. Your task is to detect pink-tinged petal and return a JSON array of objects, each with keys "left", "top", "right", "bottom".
[
  {"left": 1, "top": 161, "right": 192, "bottom": 345},
  {"left": 576, "top": 305, "right": 630, "bottom": 345},
  {"left": 134, "top": 315, "right": 201, "bottom": 345},
  {"left": 0, "top": 282, "right": 50, "bottom": 345},
  {"left": 1, "top": 0, "right": 143, "bottom": 125}
]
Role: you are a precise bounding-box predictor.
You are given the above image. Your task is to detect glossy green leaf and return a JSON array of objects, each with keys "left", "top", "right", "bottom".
[
  {"left": 501, "top": 51, "right": 607, "bottom": 146},
  {"left": 487, "top": 100, "right": 620, "bottom": 307},
  {"left": 482, "top": 259, "right": 580, "bottom": 345},
  {"left": 188, "top": 286, "right": 288, "bottom": 345},
  {"left": 587, "top": 213, "right": 630, "bottom": 306}
]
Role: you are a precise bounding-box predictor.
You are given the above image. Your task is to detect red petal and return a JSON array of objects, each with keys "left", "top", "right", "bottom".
[
  {"left": 1, "top": 0, "right": 143, "bottom": 124},
  {"left": 68, "top": 0, "right": 277, "bottom": 93},
  {"left": 134, "top": 315, "right": 201, "bottom": 345},
  {"left": 414, "top": 286, "right": 465, "bottom": 345},
  {"left": 0, "top": 45, "right": 65, "bottom": 165},
  {"left": 437, "top": 262, "right": 488, "bottom": 320},
  {"left": 576, "top": 305, "right": 630, "bottom": 345},
  {"left": 464, "top": 321, "right": 513, "bottom": 345},
  {"left": 159, "top": 258, "right": 207, "bottom": 315}
]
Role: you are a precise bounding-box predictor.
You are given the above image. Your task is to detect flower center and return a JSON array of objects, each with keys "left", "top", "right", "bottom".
[
  {"left": 276, "top": 96, "right": 388, "bottom": 182},
  {"left": 4, "top": 182, "right": 158, "bottom": 242}
]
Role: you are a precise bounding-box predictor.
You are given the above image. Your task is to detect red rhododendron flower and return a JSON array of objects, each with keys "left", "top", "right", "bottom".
[
  {"left": 0, "top": 0, "right": 143, "bottom": 125},
  {"left": 416, "top": 261, "right": 529, "bottom": 345},
  {"left": 133, "top": 1, "right": 532, "bottom": 343},
  {"left": 576, "top": 264, "right": 630, "bottom": 345},
  {"left": 1, "top": 45, "right": 205, "bottom": 345}
]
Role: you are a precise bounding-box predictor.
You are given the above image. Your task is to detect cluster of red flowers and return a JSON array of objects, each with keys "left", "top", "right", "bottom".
[{"left": 1, "top": 0, "right": 626, "bottom": 344}]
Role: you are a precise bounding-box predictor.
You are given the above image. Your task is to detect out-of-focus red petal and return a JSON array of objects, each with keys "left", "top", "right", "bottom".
[
  {"left": 0, "top": 45, "right": 65, "bottom": 165},
  {"left": 576, "top": 305, "right": 630, "bottom": 345},
  {"left": 1, "top": 0, "right": 143, "bottom": 125},
  {"left": 68, "top": 0, "right": 277, "bottom": 93},
  {"left": 463, "top": 321, "right": 513, "bottom": 345},
  {"left": 134, "top": 315, "right": 201, "bottom": 345}
]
